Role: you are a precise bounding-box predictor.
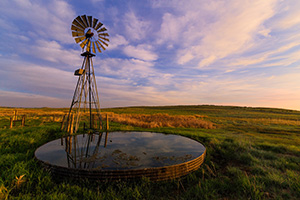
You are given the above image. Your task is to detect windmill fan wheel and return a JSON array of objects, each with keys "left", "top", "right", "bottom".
[{"left": 71, "top": 15, "right": 109, "bottom": 53}]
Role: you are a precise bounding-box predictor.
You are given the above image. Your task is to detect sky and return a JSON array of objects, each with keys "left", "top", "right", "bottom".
[{"left": 0, "top": 0, "right": 300, "bottom": 110}]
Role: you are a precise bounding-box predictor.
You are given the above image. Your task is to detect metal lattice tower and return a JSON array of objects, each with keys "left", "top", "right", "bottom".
[{"left": 64, "top": 15, "right": 109, "bottom": 134}]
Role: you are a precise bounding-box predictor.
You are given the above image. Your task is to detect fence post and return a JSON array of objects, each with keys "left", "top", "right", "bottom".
[
  {"left": 10, "top": 117, "right": 13, "bottom": 128},
  {"left": 21, "top": 115, "right": 26, "bottom": 127},
  {"left": 14, "top": 110, "right": 17, "bottom": 120},
  {"left": 106, "top": 113, "right": 109, "bottom": 130}
]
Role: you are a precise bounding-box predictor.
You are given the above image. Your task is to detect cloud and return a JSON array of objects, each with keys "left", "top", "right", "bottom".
[
  {"left": 0, "top": 90, "right": 69, "bottom": 107},
  {"left": 97, "top": 57, "right": 156, "bottom": 82},
  {"left": 0, "top": 58, "right": 76, "bottom": 99},
  {"left": 222, "top": 41, "right": 300, "bottom": 72},
  {"left": 0, "top": 0, "right": 75, "bottom": 44},
  {"left": 197, "top": 56, "right": 217, "bottom": 68},
  {"left": 156, "top": 13, "right": 183, "bottom": 45},
  {"left": 156, "top": 0, "right": 277, "bottom": 67},
  {"left": 272, "top": 0, "right": 300, "bottom": 29},
  {"left": 22, "top": 40, "right": 81, "bottom": 67},
  {"left": 123, "top": 45, "right": 158, "bottom": 61},
  {"left": 0, "top": 0, "right": 300, "bottom": 111},
  {"left": 91, "top": 0, "right": 105, "bottom": 3},
  {"left": 124, "top": 11, "right": 151, "bottom": 41},
  {"left": 161, "top": 71, "right": 300, "bottom": 110},
  {"left": 108, "top": 34, "right": 129, "bottom": 50}
]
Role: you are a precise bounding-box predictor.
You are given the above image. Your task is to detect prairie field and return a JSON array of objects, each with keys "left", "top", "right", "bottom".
[{"left": 0, "top": 105, "right": 300, "bottom": 199}]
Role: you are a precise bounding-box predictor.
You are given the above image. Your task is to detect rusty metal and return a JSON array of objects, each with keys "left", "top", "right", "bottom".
[
  {"left": 98, "top": 36, "right": 109, "bottom": 42},
  {"left": 95, "top": 22, "right": 103, "bottom": 30},
  {"left": 80, "top": 38, "right": 88, "bottom": 48},
  {"left": 75, "top": 36, "right": 86, "bottom": 43},
  {"left": 87, "top": 16, "right": 93, "bottom": 27},
  {"left": 66, "top": 51, "right": 102, "bottom": 133},
  {"left": 92, "top": 42, "right": 96, "bottom": 54},
  {"left": 72, "top": 31, "right": 84, "bottom": 37},
  {"left": 95, "top": 41, "right": 102, "bottom": 53},
  {"left": 75, "top": 16, "right": 86, "bottom": 28},
  {"left": 36, "top": 147, "right": 206, "bottom": 181},
  {"left": 71, "top": 25, "right": 84, "bottom": 32},
  {"left": 74, "top": 69, "right": 84, "bottom": 76},
  {"left": 81, "top": 15, "right": 89, "bottom": 27},
  {"left": 92, "top": 18, "right": 98, "bottom": 28},
  {"left": 64, "top": 15, "right": 109, "bottom": 139},
  {"left": 71, "top": 15, "right": 109, "bottom": 53},
  {"left": 72, "top": 19, "right": 85, "bottom": 29}
]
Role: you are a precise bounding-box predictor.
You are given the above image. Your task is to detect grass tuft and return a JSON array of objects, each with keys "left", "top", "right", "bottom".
[{"left": 0, "top": 105, "right": 300, "bottom": 199}]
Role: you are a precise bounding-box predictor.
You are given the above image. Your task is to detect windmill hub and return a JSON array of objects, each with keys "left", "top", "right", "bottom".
[
  {"left": 71, "top": 15, "right": 109, "bottom": 53},
  {"left": 85, "top": 29, "right": 94, "bottom": 39}
]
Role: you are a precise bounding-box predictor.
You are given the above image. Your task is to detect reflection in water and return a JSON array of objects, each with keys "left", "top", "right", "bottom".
[
  {"left": 64, "top": 132, "right": 106, "bottom": 169},
  {"left": 35, "top": 132, "right": 206, "bottom": 170}
]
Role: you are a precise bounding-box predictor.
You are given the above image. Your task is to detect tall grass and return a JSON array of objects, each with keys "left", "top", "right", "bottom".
[
  {"left": 0, "top": 105, "right": 300, "bottom": 199},
  {"left": 106, "top": 113, "right": 215, "bottom": 129}
]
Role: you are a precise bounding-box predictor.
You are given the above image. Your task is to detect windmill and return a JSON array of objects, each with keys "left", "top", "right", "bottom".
[{"left": 64, "top": 15, "right": 109, "bottom": 134}]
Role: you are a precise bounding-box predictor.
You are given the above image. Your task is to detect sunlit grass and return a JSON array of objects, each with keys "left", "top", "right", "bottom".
[
  {"left": 107, "top": 112, "right": 215, "bottom": 129},
  {"left": 0, "top": 105, "right": 300, "bottom": 199}
]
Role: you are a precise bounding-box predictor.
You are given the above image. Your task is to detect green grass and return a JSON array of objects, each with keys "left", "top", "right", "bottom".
[{"left": 0, "top": 105, "right": 300, "bottom": 199}]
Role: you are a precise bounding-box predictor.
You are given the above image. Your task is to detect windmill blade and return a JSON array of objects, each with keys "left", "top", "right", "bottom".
[
  {"left": 96, "top": 40, "right": 106, "bottom": 51},
  {"left": 92, "top": 42, "right": 96, "bottom": 53},
  {"left": 72, "top": 31, "right": 85, "bottom": 37},
  {"left": 80, "top": 38, "right": 89, "bottom": 48},
  {"left": 71, "top": 25, "right": 84, "bottom": 32},
  {"left": 88, "top": 16, "right": 92, "bottom": 27},
  {"left": 71, "top": 15, "right": 108, "bottom": 53},
  {"left": 95, "top": 41, "right": 102, "bottom": 53},
  {"left": 97, "top": 27, "right": 107, "bottom": 33},
  {"left": 86, "top": 29, "right": 92, "bottom": 35},
  {"left": 76, "top": 16, "right": 87, "bottom": 28},
  {"left": 86, "top": 40, "right": 91, "bottom": 52},
  {"left": 81, "top": 15, "right": 89, "bottom": 27},
  {"left": 98, "top": 33, "right": 109, "bottom": 37},
  {"left": 95, "top": 22, "right": 103, "bottom": 30},
  {"left": 72, "top": 20, "right": 85, "bottom": 30},
  {"left": 98, "top": 36, "right": 109, "bottom": 42},
  {"left": 98, "top": 39, "right": 108, "bottom": 47},
  {"left": 75, "top": 36, "right": 86, "bottom": 43},
  {"left": 92, "top": 18, "right": 98, "bottom": 28}
]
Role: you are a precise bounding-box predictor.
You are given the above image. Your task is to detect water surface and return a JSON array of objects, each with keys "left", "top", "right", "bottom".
[{"left": 35, "top": 132, "right": 205, "bottom": 170}]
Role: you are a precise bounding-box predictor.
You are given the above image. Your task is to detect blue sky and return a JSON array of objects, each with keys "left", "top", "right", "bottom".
[{"left": 0, "top": 0, "right": 300, "bottom": 110}]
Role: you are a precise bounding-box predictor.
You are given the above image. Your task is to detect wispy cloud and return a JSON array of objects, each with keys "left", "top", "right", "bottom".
[
  {"left": 97, "top": 57, "right": 155, "bottom": 83},
  {"left": 123, "top": 45, "right": 158, "bottom": 61},
  {"left": 124, "top": 11, "right": 151, "bottom": 41},
  {"left": 0, "top": 0, "right": 300, "bottom": 110},
  {"left": 22, "top": 40, "right": 81, "bottom": 67},
  {"left": 108, "top": 34, "right": 129, "bottom": 50},
  {"left": 0, "top": 0, "right": 75, "bottom": 44},
  {"left": 272, "top": 0, "right": 300, "bottom": 29},
  {"left": 0, "top": 57, "right": 76, "bottom": 98},
  {"left": 0, "top": 90, "right": 69, "bottom": 107},
  {"left": 174, "top": 0, "right": 276, "bottom": 67}
]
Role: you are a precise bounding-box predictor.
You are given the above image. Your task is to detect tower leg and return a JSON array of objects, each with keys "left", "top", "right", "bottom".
[{"left": 65, "top": 51, "right": 102, "bottom": 134}]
